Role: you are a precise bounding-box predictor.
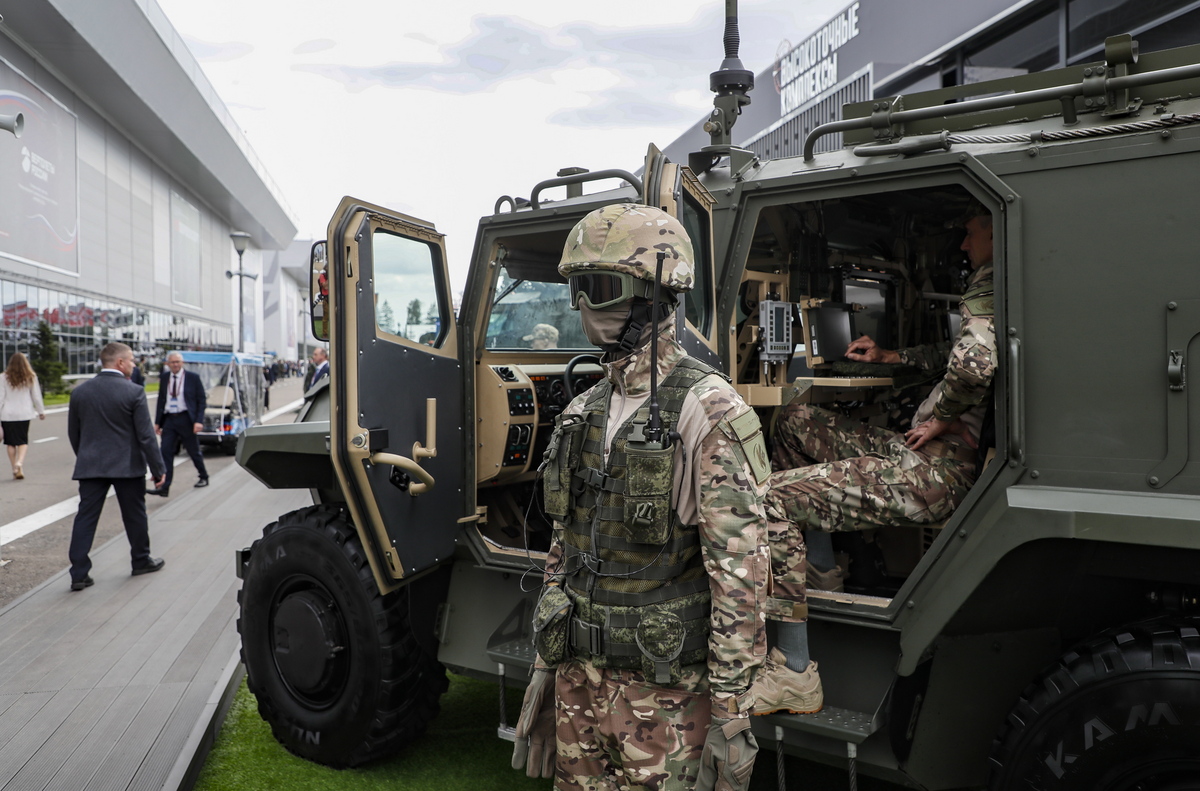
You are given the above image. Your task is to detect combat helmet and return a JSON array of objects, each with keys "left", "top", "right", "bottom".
[{"left": 560, "top": 204, "right": 695, "bottom": 311}]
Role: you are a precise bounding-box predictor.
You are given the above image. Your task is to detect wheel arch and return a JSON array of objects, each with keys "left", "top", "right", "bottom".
[{"left": 896, "top": 535, "right": 1200, "bottom": 789}]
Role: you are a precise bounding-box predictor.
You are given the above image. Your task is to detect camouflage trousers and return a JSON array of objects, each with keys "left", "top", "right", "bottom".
[
  {"left": 554, "top": 658, "right": 711, "bottom": 791},
  {"left": 765, "top": 403, "right": 977, "bottom": 534},
  {"left": 765, "top": 517, "right": 808, "bottom": 624}
]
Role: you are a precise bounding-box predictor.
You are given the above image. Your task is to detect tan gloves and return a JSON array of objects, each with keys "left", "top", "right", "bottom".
[
  {"left": 696, "top": 716, "right": 759, "bottom": 791},
  {"left": 511, "top": 668, "right": 557, "bottom": 778}
]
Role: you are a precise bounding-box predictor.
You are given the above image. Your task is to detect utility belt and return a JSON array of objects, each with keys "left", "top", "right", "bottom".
[
  {"left": 533, "top": 579, "right": 711, "bottom": 685},
  {"left": 920, "top": 438, "right": 978, "bottom": 465}
]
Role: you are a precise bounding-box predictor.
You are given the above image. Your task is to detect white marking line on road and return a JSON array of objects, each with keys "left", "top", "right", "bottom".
[
  {"left": 33, "top": 436, "right": 58, "bottom": 444},
  {"left": 2, "top": 496, "right": 88, "bottom": 545},
  {"left": 0, "top": 455, "right": 183, "bottom": 547},
  {"left": 263, "top": 399, "right": 303, "bottom": 422}
]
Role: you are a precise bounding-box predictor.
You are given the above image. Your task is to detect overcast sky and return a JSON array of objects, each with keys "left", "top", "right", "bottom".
[{"left": 155, "top": 0, "right": 849, "bottom": 286}]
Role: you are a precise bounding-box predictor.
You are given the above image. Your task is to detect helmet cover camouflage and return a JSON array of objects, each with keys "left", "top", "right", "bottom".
[{"left": 558, "top": 203, "right": 695, "bottom": 292}]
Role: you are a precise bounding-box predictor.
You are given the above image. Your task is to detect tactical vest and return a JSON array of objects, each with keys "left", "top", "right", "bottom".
[{"left": 540, "top": 356, "right": 722, "bottom": 683}]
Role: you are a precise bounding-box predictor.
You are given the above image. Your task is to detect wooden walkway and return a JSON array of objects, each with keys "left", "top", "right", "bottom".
[{"left": 0, "top": 466, "right": 305, "bottom": 791}]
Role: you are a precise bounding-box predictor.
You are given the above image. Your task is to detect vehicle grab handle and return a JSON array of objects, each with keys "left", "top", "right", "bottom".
[
  {"left": 414, "top": 398, "right": 437, "bottom": 460},
  {"left": 370, "top": 452, "right": 435, "bottom": 496},
  {"left": 530, "top": 170, "right": 644, "bottom": 210}
]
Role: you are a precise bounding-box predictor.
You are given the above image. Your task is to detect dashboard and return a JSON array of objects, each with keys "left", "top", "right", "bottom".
[{"left": 477, "top": 361, "right": 603, "bottom": 484}]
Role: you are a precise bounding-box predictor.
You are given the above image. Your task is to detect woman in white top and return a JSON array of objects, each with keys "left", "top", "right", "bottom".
[{"left": 0, "top": 352, "right": 46, "bottom": 480}]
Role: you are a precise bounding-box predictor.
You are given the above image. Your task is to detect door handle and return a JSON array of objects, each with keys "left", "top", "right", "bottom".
[
  {"left": 370, "top": 452, "right": 435, "bottom": 496},
  {"left": 413, "top": 398, "right": 437, "bottom": 460},
  {"left": 1008, "top": 336, "right": 1023, "bottom": 465}
]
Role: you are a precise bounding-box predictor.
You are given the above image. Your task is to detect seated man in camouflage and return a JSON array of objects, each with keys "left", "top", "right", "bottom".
[{"left": 750, "top": 206, "right": 997, "bottom": 712}]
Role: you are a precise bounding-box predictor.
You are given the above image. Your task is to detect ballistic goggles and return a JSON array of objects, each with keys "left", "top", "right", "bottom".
[{"left": 567, "top": 272, "right": 655, "bottom": 310}]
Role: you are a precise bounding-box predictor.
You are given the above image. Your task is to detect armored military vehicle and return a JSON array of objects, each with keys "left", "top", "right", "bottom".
[{"left": 235, "top": 13, "right": 1200, "bottom": 788}]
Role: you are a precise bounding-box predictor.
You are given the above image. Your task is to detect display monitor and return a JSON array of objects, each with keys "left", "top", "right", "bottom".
[
  {"left": 806, "top": 302, "right": 855, "bottom": 365},
  {"left": 844, "top": 275, "right": 895, "bottom": 350}
]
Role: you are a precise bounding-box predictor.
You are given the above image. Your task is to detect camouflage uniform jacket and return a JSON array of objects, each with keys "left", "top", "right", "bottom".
[
  {"left": 543, "top": 325, "right": 770, "bottom": 718},
  {"left": 899, "top": 265, "right": 996, "bottom": 440}
]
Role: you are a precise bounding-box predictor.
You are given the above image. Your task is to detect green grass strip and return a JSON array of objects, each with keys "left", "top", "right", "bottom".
[
  {"left": 196, "top": 672, "right": 897, "bottom": 790},
  {"left": 194, "top": 674, "right": 551, "bottom": 791}
]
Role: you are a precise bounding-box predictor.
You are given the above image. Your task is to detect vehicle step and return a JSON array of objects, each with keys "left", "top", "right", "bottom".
[
  {"left": 486, "top": 636, "right": 537, "bottom": 668},
  {"left": 807, "top": 589, "right": 893, "bottom": 608},
  {"left": 755, "top": 705, "right": 880, "bottom": 744}
]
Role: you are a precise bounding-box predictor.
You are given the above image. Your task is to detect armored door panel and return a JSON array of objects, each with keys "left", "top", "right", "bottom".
[
  {"left": 644, "top": 144, "right": 720, "bottom": 366},
  {"left": 328, "top": 197, "right": 464, "bottom": 590},
  {"left": 1009, "top": 144, "right": 1200, "bottom": 495}
]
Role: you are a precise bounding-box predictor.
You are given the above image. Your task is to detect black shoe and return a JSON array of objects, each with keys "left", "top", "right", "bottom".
[
  {"left": 132, "top": 557, "right": 165, "bottom": 576},
  {"left": 70, "top": 576, "right": 94, "bottom": 592},
  {"left": 147, "top": 487, "right": 169, "bottom": 496},
  {"left": 194, "top": 478, "right": 209, "bottom": 488}
]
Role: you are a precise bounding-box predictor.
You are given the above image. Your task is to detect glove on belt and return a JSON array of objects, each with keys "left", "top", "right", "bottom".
[
  {"left": 511, "top": 668, "right": 557, "bottom": 778},
  {"left": 696, "top": 716, "right": 759, "bottom": 791}
]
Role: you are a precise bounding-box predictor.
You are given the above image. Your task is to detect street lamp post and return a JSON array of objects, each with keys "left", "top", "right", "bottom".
[{"left": 226, "top": 231, "right": 256, "bottom": 353}]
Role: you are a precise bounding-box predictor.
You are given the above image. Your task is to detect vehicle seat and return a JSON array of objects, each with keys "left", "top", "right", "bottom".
[{"left": 205, "top": 385, "right": 235, "bottom": 416}]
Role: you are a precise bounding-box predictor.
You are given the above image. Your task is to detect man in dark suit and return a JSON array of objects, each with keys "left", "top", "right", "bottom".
[
  {"left": 149, "top": 351, "right": 208, "bottom": 496},
  {"left": 67, "top": 342, "right": 167, "bottom": 591},
  {"left": 303, "top": 347, "right": 329, "bottom": 390}
]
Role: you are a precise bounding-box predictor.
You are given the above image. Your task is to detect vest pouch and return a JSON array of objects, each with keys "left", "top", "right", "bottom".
[
  {"left": 635, "top": 608, "right": 686, "bottom": 685},
  {"left": 624, "top": 441, "right": 674, "bottom": 545},
  {"left": 532, "top": 585, "right": 574, "bottom": 667},
  {"left": 542, "top": 415, "right": 586, "bottom": 520}
]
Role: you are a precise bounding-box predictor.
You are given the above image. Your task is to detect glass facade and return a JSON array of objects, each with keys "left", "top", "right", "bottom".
[
  {"left": 965, "top": 10, "right": 1060, "bottom": 76},
  {"left": 1068, "top": 0, "right": 1196, "bottom": 59},
  {"left": 887, "top": 0, "right": 1200, "bottom": 94},
  {"left": 1, "top": 276, "right": 232, "bottom": 375}
]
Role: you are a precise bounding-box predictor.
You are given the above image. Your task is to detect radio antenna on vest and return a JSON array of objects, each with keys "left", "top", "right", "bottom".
[{"left": 646, "top": 252, "right": 666, "bottom": 445}]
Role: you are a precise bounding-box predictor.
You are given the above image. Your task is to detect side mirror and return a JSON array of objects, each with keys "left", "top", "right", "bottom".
[{"left": 310, "top": 241, "right": 329, "bottom": 341}]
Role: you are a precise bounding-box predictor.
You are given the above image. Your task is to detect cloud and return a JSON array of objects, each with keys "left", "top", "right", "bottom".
[
  {"left": 405, "top": 31, "right": 438, "bottom": 46},
  {"left": 293, "top": 39, "right": 335, "bottom": 55},
  {"left": 549, "top": 90, "right": 700, "bottom": 128},
  {"left": 286, "top": 6, "right": 808, "bottom": 126},
  {"left": 294, "top": 16, "right": 572, "bottom": 93},
  {"left": 182, "top": 35, "right": 252, "bottom": 62}
]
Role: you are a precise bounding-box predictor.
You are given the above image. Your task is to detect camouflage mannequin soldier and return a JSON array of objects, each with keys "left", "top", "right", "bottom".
[
  {"left": 750, "top": 207, "right": 997, "bottom": 711},
  {"left": 512, "top": 203, "right": 772, "bottom": 791}
]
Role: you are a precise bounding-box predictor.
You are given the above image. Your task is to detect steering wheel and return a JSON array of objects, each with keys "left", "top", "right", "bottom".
[{"left": 563, "top": 354, "right": 603, "bottom": 402}]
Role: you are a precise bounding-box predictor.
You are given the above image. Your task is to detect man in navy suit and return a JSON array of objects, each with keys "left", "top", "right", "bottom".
[
  {"left": 67, "top": 342, "right": 167, "bottom": 591},
  {"left": 149, "top": 351, "right": 208, "bottom": 496},
  {"left": 303, "top": 346, "right": 329, "bottom": 391}
]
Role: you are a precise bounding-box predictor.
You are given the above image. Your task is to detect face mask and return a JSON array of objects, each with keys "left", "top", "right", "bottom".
[{"left": 578, "top": 302, "right": 633, "bottom": 348}]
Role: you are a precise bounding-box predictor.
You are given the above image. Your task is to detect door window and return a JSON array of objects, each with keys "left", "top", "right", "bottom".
[
  {"left": 678, "top": 187, "right": 713, "bottom": 335},
  {"left": 372, "top": 230, "right": 447, "bottom": 347}
]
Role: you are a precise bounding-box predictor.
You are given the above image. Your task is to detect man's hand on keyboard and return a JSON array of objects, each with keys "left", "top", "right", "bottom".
[{"left": 846, "top": 335, "right": 900, "bottom": 365}]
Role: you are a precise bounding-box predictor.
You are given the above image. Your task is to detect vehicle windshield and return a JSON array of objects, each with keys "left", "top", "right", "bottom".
[{"left": 485, "top": 263, "right": 597, "bottom": 351}]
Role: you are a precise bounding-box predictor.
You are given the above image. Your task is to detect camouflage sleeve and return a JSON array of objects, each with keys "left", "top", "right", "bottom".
[
  {"left": 928, "top": 313, "right": 997, "bottom": 422},
  {"left": 692, "top": 384, "right": 770, "bottom": 719},
  {"left": 543, "top": 393, "right": 586, "bottom": 587},
  {"left": 898, "top": 340, "right": 952, "bottom": 372},
  {"left": 543, "top": 531, "right": 566, "bottom": 581}
]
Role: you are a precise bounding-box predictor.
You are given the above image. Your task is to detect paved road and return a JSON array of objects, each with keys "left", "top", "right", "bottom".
[{"left": 0, "top": 374, "right": 307, "bottom": 608}]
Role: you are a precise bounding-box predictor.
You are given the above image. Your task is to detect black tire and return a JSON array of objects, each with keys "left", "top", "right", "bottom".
[
  {"left": 989, "top": 620, "right": 1200, "bottom": 791},
  {"left": 237, "top": 504, "right": 447, "bottom": 767}
]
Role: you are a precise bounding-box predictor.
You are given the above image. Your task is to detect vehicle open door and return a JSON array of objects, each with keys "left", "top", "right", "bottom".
[
  {"left": 643, "top": 143, "right": 720, "bottom": 366},
  {"left": 326, "top": 196, "right": 464, "bottom": 593}
]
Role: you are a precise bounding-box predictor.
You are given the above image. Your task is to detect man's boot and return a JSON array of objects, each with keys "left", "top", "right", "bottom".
[{"left": 750, "top": 647, "right": 824, "bottom": 715}]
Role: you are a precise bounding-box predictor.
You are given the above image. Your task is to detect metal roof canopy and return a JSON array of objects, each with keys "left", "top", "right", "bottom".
[{"left": 0, "top": 0, "right": 297, "bottom": 251}]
